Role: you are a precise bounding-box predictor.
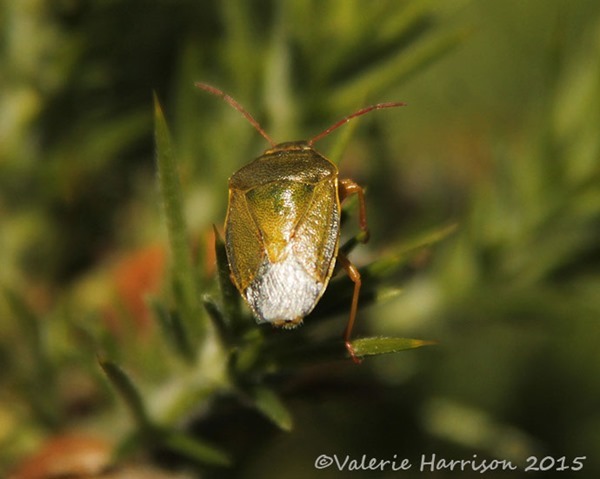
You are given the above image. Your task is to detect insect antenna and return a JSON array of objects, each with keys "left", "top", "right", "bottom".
[
  {"left": 308, "top": 102, "right": 406, "bottom": 146},
  {"left": 195, "top": 82, "right": 277, "bottom": 147}
]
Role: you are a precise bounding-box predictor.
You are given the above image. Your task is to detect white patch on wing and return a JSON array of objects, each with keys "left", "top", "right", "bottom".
[{"left": 245, "top": 253, "right": 322, "bottom": 323}]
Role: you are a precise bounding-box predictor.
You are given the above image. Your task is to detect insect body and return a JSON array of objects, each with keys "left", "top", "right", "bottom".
[
  {"left": 226, "top": 141, "right": 340, "bottom": 326},
  {"left": 196, "top": 83, "right": 404, "bottom": 362}
]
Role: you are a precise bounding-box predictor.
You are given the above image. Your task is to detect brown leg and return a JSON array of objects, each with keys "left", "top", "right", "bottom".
[
  {"left": 338, "top": 179, "right": 369, "bottom": 242},
  {"left": 337, "top": 252, "right": 362, "bottom": 364}
]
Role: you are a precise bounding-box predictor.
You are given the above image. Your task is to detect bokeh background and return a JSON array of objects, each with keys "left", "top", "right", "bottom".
[{"left": 1, "top": 1, "right": 599, "bottom": 478}]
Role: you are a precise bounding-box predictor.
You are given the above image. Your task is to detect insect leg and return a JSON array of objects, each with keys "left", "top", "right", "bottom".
[
  {"left": 338, "top": 179, "right": 369, "bottom": 243},
  {"left": 337, "top": 252, "right": 362, "bottom": 364}
]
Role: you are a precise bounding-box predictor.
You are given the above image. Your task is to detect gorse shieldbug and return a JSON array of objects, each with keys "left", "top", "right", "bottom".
[{"left": 196, "top": 83, "right": 404, "bottom": 363}]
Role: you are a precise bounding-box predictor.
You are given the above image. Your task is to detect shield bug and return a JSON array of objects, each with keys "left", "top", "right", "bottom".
[{"left": 196, "top": 82, "right": 404, "bottom": 363}]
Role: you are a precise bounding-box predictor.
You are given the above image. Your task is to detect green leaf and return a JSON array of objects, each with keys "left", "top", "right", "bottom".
[
  {"left": 214, "top": 227, "right": 244, "bottom": 331},
  {"left": 351, "top": 336, "right": 437, "bottom": 358},
  {"left": 248, "top": 385, "right": 293, "bottom": 432},
  {"left": 154, "top": 93, "right": 204, "bottom": 343},
  {"left": 149, "top": 299, "right": 195, "bottom": 363},
  {"left": 99, "top": 358, "right": 152, "bottom": 431},
  {"left": 163, "top": 430, "right": 231, "bottom": 467},
  {"left": 365, "top": 222, "right": 459, "bottom": 280},
  {"left": 392, "top": 222, "right": 459, "bottom": 258},
  {"left": 202, "top": 296, "right": 231, "bottom": 346}
]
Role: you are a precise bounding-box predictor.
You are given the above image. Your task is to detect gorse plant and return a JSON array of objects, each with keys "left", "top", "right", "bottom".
[{"left": 2, "top": 1, "right": 600, "bottom": 477}]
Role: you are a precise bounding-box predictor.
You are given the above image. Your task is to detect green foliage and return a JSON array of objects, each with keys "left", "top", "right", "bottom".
[
  {"left": 1, "top": 0, "right": 600, "bottom": 478},
  {"left": 351, "top": 337, "right": 437, "bottom": 357},
  {"left": 154, "top": 94, "right": 206, "bottom": 353}
]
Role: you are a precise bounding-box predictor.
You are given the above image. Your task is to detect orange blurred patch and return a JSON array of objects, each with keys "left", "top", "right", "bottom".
[
  {"left": 108, "top": 243, "right": 166, "bottom": 334},
  {"left": 8, "top": 434, "right": 112, "bottom": 479}
]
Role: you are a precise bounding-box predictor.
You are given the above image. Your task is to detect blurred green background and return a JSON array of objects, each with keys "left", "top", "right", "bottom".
[{"left": 1, "top": 0, "right": 599, "bottom": 478}]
